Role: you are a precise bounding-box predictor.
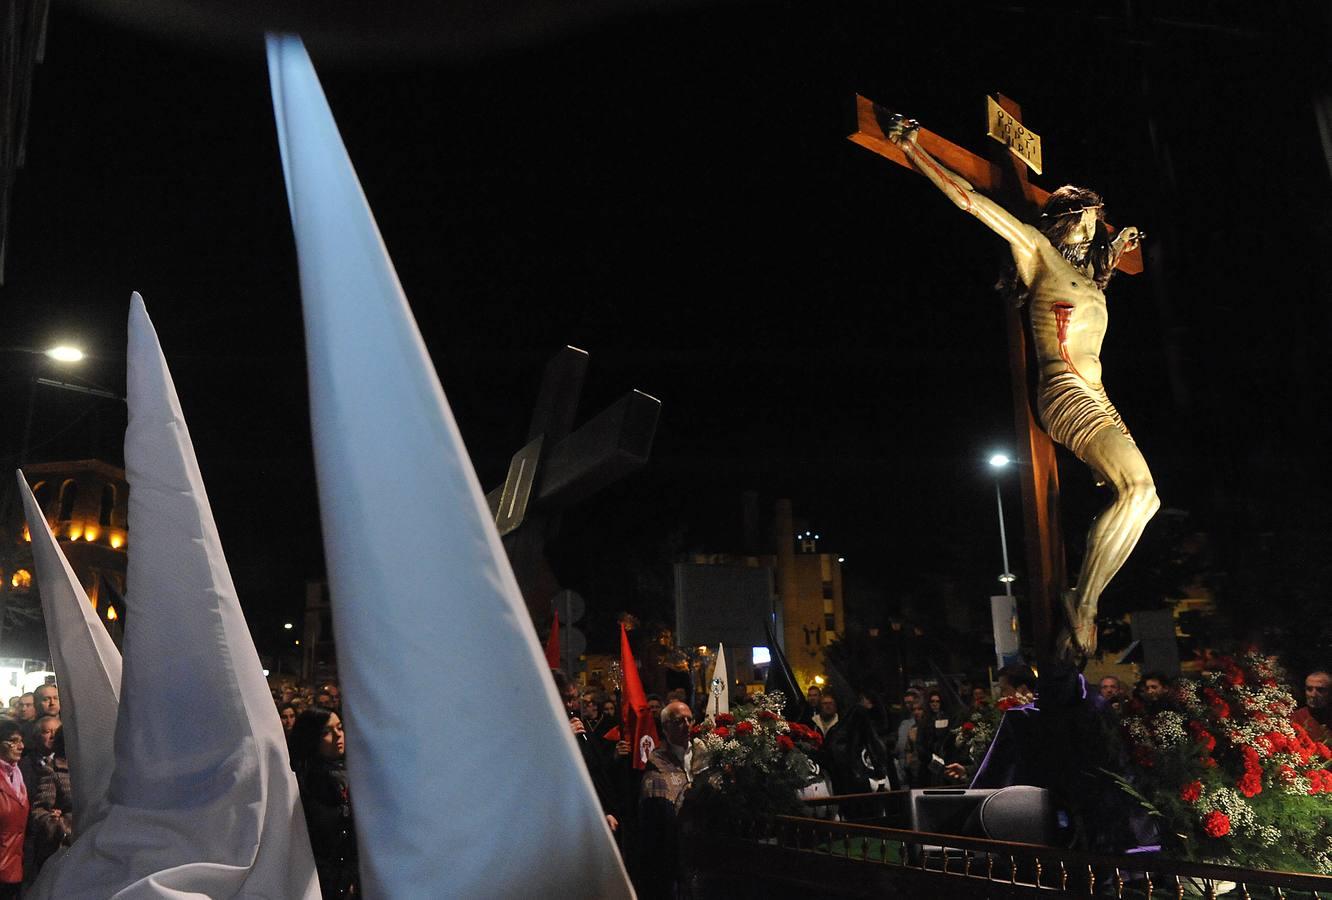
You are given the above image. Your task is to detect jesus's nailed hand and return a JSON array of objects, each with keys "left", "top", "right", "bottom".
[
  {"left": 885, "top": 113, "right": 920, "bottom": 146},
  {"left": 1115, "top": 226, "right": 1143, "bottom": 250}
]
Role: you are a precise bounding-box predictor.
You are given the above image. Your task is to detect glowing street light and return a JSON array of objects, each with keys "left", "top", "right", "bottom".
[
  {"left": 283, "top": 622, "right": 294, "bottom": 630},
  {"left": 989, "top": 451, "right": 1016, "bottom": 595},
  {"left": 44, "top": 345, "right": 84, "bottom": 363},
  {"left": 18, "top": 341, "right": 96, "bottom": 466}
]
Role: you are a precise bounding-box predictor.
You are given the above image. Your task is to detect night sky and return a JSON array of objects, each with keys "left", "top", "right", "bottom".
[{"left": 3, "top": 2, "right": 1330, "bottom": 663}]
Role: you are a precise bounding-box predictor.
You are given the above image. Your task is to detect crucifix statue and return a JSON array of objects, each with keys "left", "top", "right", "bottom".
[{"left": 857, "top": 97, "right": 1156, "bottom": 661}]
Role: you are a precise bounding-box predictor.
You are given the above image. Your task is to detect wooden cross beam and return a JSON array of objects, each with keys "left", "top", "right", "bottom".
[
  {"left": 849, "top": 95, "right": 1144, "bottom": 274},
  {"left": 486, "top": 345, "right": 661, "bottom": 626},
  {"left": 848, "top": 93, "right": 1141, "bottom": 664},
  {"left": 985, "top": 94, "right": 1067, "bottom": 667}
]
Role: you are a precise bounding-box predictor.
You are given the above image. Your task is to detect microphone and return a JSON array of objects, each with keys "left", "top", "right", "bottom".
[{"left": 569, "top": 709, "right": 588, "bottom": 742}]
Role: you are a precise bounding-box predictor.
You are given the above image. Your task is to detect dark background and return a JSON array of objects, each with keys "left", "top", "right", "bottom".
[{"left": 3, "top": 2, "right": 1330, "bottom": 670}]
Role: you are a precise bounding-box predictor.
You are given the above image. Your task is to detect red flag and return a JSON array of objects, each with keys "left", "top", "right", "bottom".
[
  {"left": 619, "top": 623, "right": 659, "bottom": 770},
  {"left": 544, "top": 610, "right": 561, "bottom": 670}
]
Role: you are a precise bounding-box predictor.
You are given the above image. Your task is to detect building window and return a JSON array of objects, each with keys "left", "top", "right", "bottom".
[
  {"left": 57, "top": 479, "right": 78, "bottom": 521},
  {"left": 824, "top": 613, "right": 836, "bottom": 632},
  {"left": 10, "top": 570, "right": 32, "bottom": 591},
  {"left": 31, "top": 481, "right": 50, "bottom": 513},
  {"left": 821, "top": 580, "right": 834, "bottom": 600},
  {"left": 99, "top": 483, "right": 117, "bottom": 526}
]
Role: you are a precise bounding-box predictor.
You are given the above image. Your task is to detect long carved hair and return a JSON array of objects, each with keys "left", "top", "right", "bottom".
[{"left": 998, "top": 185, "right": 1116, "bottom": 305}]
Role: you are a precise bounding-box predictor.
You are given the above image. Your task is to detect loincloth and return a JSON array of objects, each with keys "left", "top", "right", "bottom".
[{"left": 1037, "top": 371, "right": 1133, "bottom": 461}]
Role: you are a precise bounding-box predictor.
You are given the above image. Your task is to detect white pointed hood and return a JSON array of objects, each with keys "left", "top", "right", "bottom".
[
  {"left": 268, "top": 33, "right": 632, "bottom": 897},
  {"left": 16, "top": 471, "right": 121, "bottom": 833},
  {"left": 28, "top": 294, "right": 319, "bottom": 899},
  {"left": 707, "top": 644, "right": 730, "bottom": 717}
]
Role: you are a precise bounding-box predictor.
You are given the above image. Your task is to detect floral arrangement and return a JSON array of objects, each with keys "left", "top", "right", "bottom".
[
  {"left": 1116, "top": 652, "right": 1332, "bottom": 873},
  {"left": 956, "top": 693, "right": 1030, "bottom": 766},
  {"left": 688, "top": 692, "right": 824, "bottom": 829}
]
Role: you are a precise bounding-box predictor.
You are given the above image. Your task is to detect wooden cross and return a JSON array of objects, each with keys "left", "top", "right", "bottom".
[
  {"left": 848, "top": 94, "right": 1142, "bottom": 664},
  {"left": 485, "top": 345, "right": 661, "bottom": 627}
]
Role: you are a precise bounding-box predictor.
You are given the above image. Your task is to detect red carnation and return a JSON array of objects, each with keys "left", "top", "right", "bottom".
[
  {"left": 1203, "top": 688, "right": 1231, "bottom": 719},
  {"left": 790, "top": 723, "right": 822, "bottom": 745},
  {"left": 758, "top": 709, "right": 778, "bottom": 721},
  {"left": 689, "top": 724, "right": 702, "bottom": 738},
  {"left": 1179, "top": 781, "right": 1202, "bottom": 803},
  {"left": 715, "top": 712, "right": 735, "bottom": 725},
  {"left": 777, "top": 735, "right": 794, "bottom": 752},
  {"left": 1317, "top": 743, "right": 1332, "bottom": 761},
  {"left": 713, "top": 726, "right": 730, "bottom": 739},
  {"left": 1278, "top": 764, "right": 1298, "bottom": 784},
  {"left": 1188, "top": 722, "right": 1217, "bottom": 753},
  {"left": 962, "top": 722, "right": 976, "bottom": 733},
  {"left": 997, "top": 696, "right": 1025, "bottom": 711},
  {"left": 1237, "top": 773, "right": 1262, "bottom": 798},
  {"left": 1202, "top": 811, "right": 1230, "bottom": 838},
  {"left": 736, "top": 721, "right": 754, "bottom": 736}
]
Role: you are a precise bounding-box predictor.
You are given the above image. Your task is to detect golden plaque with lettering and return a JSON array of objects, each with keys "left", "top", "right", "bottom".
[{"left": 986, "top": 95, "right": 1042, "bottom": 175}]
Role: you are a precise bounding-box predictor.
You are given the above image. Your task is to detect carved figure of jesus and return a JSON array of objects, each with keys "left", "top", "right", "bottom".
[{"left": 887, "top": 116, "right": 1158, "bottom": 657}]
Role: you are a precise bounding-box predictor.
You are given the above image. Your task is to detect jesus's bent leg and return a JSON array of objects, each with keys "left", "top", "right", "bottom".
[{"left": 1066, "top": 426, "right": 1160, "bottom": 655}]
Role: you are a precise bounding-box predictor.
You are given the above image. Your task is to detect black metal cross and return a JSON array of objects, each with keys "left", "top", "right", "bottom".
[{"left": 486, "top": 345, "right": 660, "bottom": 626}]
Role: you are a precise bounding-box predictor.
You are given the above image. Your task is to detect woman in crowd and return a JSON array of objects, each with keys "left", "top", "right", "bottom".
[
  {"left": 0, "top": 720, "right": 27, "bottom": 898},
  {"left": 279, "top": 703, "right": 298, "bottom": 734},
  {"left": 291, "top": 708, "right": 358, "bottom": 899}
]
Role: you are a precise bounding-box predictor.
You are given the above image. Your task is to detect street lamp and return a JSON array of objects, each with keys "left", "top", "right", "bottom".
[
  {"left": 44, "top": 346, "right": 84, "bottom": 363},
  {"left": 988, "top": 452, "right": 1016, "bottom": 596},
  {"left": 13, "top": 343, "right": 124, "bottom": 468},
  {"left": 19, "top": 344, "right": 87, "bottom": 466}
]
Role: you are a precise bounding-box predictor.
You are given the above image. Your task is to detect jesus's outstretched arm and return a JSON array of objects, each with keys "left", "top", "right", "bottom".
[{"left": 885, "top": 115, "right": 1038, "bottom": 260}]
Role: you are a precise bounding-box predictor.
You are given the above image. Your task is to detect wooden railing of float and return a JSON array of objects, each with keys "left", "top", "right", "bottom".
[{"left": 685, "top": 795, "right": 1332, "bottom": 899}]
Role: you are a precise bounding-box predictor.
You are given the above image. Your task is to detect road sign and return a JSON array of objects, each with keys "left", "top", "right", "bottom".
[{"left": 552, "top": 589, "right": 585, "bottom": 624}]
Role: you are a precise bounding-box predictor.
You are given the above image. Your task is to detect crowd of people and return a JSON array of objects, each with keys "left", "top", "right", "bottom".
[
  {"left": 271, "top": 683, "right": 355, "bottom": 900},
  {"left": 0, "top": 683, "right": 70, "bottom": 898},
  {"left": 0, "top": 662, "right": 1320, "bottom": 898},
  {"left": 550, "top": 662, "right": 1332, "bottom": 897}
]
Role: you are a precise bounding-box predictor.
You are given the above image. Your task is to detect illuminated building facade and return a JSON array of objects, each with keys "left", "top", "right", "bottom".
[
  {"left": 1, "top": 460, "right": 128, "bottom": 653},
  {"left": 679, "top": 498, "right": 845, "bottom": 694}
]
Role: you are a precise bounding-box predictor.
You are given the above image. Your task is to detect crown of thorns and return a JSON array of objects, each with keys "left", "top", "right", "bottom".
[{"left": 1041, "top": 204, "right": 1103, "bottom": 218}]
